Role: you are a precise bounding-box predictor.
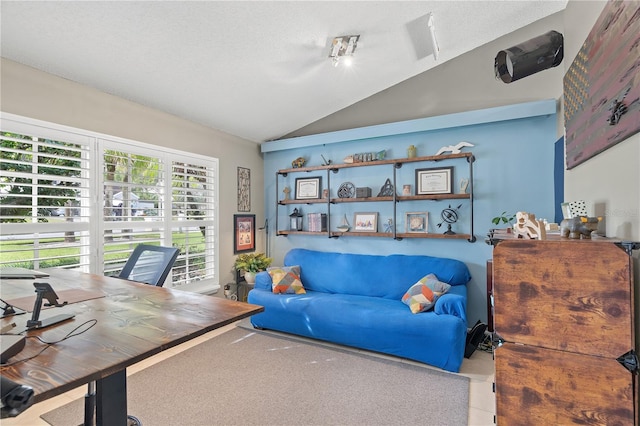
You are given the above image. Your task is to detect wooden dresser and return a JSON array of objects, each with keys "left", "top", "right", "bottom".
[{"left": 492, "top": 239, "right": 638, "bottom": 425}]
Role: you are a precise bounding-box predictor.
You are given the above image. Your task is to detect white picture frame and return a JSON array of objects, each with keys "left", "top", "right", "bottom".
[{"left": 353, "top": 212, "right": 378, "bottom": 232}]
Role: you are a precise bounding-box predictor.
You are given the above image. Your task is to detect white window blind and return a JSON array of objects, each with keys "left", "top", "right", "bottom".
[
  {"left": 0, "top": 127, "right": 92, "bottom": 270},
  {"left": 0, "top": 113, "right": 219, "bottom": 293}
]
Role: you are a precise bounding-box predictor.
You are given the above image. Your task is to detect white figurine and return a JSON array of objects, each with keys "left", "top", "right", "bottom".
[
  {"left": 435, "top": 141, "right": 474, "bottom": 155},
  {"left": 513, "top": 211, "right": 547, "bottom": 240},
  {"left": 459, "top": 178, "right": 469, "bottom": 194}
]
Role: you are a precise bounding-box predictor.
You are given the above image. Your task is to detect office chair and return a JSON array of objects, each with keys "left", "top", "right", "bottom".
[
  {"left": 118, "top": 244, "right": 180, "bottom": 286},
  {"left": 85, "top": 244, "right": 179, "bottom": 426}
]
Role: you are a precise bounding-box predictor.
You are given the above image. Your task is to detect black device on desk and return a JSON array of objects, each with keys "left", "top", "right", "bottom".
[
  {"left": 27, "top": 282, "right": 75, "bottom": 329},
  {"left": 0, "top": 298, "right": 25, "bottom": 319},
  {"left": 0, "top": 375, "right": 34, "bottom": 418}
]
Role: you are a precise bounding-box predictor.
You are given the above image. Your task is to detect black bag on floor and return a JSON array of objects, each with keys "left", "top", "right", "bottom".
[{"left": 464, "top": 320, "right": 487, "bottom": 358}]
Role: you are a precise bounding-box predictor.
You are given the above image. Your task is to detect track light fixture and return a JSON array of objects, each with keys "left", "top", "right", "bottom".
[{"left": 329, "top": 35, "right": 360, "bottom": 67}]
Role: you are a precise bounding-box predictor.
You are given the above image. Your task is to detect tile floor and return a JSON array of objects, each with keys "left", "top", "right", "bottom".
[{"left": 3, "top": 322, "right": 496, "bottom": 425}]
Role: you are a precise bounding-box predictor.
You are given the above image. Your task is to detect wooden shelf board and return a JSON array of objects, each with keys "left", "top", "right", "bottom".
[{"left": 277, "top": 152, "right": 473, "bottom": 174}]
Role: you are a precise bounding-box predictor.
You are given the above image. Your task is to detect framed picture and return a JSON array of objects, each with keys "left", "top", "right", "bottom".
[
  {"left": 295, "top": 176, "right": 322, "bottom": 200},
  {"left": 415, "top": 167, "right": 453, "bottom": 195},
  {"left": 353, "top": 212, "right": 378, "bottom": 232},
  {"left": 237, "top": 167, "right": 250, "bottom": 212},
  {"left": 405, "top": 212, "right": 428, "bottom": 233},
  {"left": 234, "top": 214, "right": 255, "bottom": 254}
]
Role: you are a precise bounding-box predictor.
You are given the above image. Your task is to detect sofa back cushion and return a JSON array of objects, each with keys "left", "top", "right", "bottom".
[{"left": 283, "top": 248, "right": 470, "bottom": 300}]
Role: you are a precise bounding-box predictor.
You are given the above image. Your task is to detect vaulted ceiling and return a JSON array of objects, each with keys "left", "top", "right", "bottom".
[{"left": 1, "top": 1, "right": 567, "bottom": 142}]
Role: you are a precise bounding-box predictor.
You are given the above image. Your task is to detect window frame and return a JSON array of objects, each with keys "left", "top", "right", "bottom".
[{"left": 0, "top": 112, "right": 220, "bottom": 294}]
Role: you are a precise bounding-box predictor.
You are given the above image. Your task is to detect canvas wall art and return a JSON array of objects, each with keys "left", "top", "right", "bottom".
[{"left": 564, "top": 1, "right": 640, "bottom": 169}]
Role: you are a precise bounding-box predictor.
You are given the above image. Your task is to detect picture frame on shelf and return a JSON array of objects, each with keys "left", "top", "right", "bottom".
[
  {"left": 415, "top": 167, "right": 453, "bottom": 195},
  {"left": 561, "top": 202, "right": 572, "bottom": 219},
  {"left": 353, "top": 212, "right": 378, "bottom": 232},
  {"left": 234, "top": 214, "right": 255, "bottom": 254},
  {"left": 295, "top": 176, "right": 322, "bottom": 200},
  {"left": 405, "top": 212, "right": 429, "bottom": 233}
]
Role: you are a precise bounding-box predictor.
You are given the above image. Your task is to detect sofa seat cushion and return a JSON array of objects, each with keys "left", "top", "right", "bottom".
[{"left": 248, "top": 286, "right": 468, "bottom": 372}]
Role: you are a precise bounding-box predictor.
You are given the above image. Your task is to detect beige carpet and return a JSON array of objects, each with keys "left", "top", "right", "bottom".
[{"left": 42, "top": 326, "right": 469, "bottom": 426}]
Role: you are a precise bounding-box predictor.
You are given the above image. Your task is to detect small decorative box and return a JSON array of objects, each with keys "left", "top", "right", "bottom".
[{"left": 356, "top": 187, "right": 372, "bottom": 198}]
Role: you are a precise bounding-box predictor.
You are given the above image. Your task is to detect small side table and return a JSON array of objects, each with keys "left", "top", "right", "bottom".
[{"left": 235, "top": 270, "right": 253, "bottom": 302}]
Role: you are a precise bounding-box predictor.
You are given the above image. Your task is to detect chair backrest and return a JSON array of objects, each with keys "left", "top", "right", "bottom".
[{"left": 118, "top": 245, "right": 180, "bottom": 287}]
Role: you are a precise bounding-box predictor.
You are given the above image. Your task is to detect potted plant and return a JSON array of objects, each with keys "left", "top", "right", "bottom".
[
  {"left": 234, "top": 252, "right": 272, "bottom": 284},
  {"left": 491, "top": 211, "right": 516, "bottom": 232}
]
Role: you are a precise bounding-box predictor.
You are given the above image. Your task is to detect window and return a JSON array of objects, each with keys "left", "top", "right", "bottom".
[{"left": 0, "top": 113, "right": 219, "bottom": 293}]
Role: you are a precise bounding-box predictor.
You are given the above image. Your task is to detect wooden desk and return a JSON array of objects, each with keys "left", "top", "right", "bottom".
[{"left": 0, "top": 269, "right": 263, "bottom": 425}]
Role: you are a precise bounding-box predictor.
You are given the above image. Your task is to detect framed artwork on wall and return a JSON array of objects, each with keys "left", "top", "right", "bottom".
[
  {"left": 234, "top": 214, "right": 255, "bottom": 254},
  {"left": 237, "top": 167, "right": 250, "bottom": 212},
  {"left": 564, "top": 1, "right": 640, "bottom": 169}
]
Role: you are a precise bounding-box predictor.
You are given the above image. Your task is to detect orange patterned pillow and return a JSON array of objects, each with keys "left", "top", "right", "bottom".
[
  {"left": 267, "top": 265, "right": 306, "bottom": 294},
  {"left": 401, "top": 273, "right": 451, "bottom": 313}
]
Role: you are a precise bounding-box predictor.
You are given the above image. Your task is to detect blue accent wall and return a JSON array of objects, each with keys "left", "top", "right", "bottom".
[
  {"left": 554, "top": 136, "right": 565, "bottom": 224},
  {"left": 263, "top": 101, "right": 558, "bottom": 326}
]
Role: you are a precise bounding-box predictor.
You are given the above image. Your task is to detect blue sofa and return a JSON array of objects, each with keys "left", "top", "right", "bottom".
[{"left": 247, "top": 248, "right": 471, "bottom": 372}]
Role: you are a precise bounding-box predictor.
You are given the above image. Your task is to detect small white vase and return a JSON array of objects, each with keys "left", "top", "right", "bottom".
[{"left": 244, "top": 271, "right": 256, "bottom": 284}]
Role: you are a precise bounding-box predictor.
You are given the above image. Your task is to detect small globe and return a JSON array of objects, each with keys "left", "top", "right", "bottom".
[
  {"left": 441, "top": 208, "right": 459, "bottom": 224},
  {"left": 438, "top": 204, "right": 461, "bottom": 235}
]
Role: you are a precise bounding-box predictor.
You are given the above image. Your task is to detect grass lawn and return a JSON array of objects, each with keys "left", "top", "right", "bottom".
[{"left": 0, "top": 231, "right": 205, "bottom": 269}]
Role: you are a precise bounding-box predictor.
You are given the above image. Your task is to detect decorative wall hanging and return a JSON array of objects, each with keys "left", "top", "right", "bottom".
[
  {"left": 564, "top": 1, "right": 640, "bottom": 169},
  {"left": 237, "top": 167, "right": 250, "bottom": 212},
  {"left": 234, "top": 214, "right": 255, "bottom": 254}
]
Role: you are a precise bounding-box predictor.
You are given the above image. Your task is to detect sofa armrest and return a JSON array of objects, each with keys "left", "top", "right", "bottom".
[
  {"left": 254, "top": 271, "right": 272, "bottom": 291},
  {"left": 434, "top": 293, "right": 466, "bottom": 322}
]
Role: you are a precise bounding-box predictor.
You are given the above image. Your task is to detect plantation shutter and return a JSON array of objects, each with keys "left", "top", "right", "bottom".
[
  {"left": 99, "top": 139, "right": 218, "bottom": 288},
  {"left": 0, "top": 124, "right": 92, "bottom": 271},
  {"left": 1, "top": 113, "right": 219, "bottom": 293}
]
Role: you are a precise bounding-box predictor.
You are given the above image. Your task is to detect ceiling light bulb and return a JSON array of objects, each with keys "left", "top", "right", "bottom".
[{"left": 343, "top": 56, "right": 353, "bottom": 67}]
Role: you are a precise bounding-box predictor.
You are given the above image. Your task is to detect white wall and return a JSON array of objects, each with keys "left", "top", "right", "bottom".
[{"left": 0, "top": 58, "right": 265, "bottom": 293}]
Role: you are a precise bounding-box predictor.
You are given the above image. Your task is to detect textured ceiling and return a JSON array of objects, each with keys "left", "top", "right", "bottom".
[{"left": 0, "top": 1, "right": 567, "bottom": 142}]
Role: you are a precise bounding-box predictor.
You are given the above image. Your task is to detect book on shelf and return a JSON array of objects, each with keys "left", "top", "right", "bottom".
[{"left": 307, "top": 213, "right": 327, "bottom": 232}]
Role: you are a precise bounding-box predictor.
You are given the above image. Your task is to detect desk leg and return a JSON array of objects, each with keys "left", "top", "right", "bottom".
[{"left": 96, "top": 370, "right": 128, "bottom": 426}]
